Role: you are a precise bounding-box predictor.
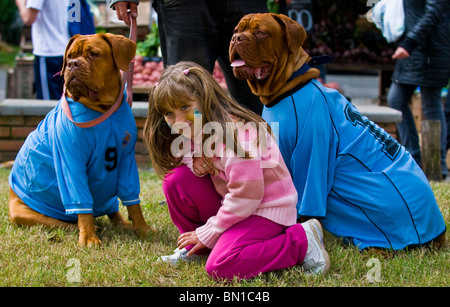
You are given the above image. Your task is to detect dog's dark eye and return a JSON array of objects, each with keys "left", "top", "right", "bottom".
[
  {"left": 90, "top": 52, "right": 99, "bottom": 57},
  {"left": 256, "top": 31, "right": 268, "bottom": 38}
]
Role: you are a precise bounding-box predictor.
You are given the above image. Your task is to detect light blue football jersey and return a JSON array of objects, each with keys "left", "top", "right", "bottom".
[
  {"left": 262, "top": 79, "right": 446, "bottom": 250},
  {"left": 9, "top": 96, "right": 140, "bottom": 221}
]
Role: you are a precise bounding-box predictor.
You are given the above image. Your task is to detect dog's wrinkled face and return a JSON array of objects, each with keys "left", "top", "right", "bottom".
[
  {"left": 62, "top": 33, "right": 136, "bottom": 111},
  {"left": 230, "top": 13, "right": 306, "bottom": 82},
  {"left": 229, "top": 13, "right": 311, "bottom": 104},
  {"left": 64, "top": 35, "right": 112, "bottom": 102},
  {"left": 230, "top": 14, "right": 281, "bottom": 81}
]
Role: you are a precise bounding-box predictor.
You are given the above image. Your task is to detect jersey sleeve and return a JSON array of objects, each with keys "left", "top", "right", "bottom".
[
  {"left": 53, "top": 117, "right": 94, "bottom": 215},
  {"left": 292, "top": 92, "right": 336, "bottom": 219},
  {"left": 117, "top": 143, "right": 141, "bottom": 206}
]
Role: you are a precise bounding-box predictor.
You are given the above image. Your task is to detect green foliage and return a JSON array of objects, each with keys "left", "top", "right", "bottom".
[
  {"left": 0, "top": 43, "right": 19, "bottom": 68},
  {"left": 0, "top": 0, "right": 21, "bottom": 44},
  {"left": 136, "top": 23, "right": 160, "bottom": 57},
  {"left": 267, "top": 0, "right": 280, "bottom": 13}
]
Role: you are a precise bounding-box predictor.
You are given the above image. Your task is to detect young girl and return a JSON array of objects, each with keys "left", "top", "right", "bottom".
[{"left": 144, "top": 61, "right": 330, "bottom": 280}]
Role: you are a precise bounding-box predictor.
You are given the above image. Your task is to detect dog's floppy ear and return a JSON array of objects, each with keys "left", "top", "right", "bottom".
[
  {"left": 61, "top": 34, "right": 81, "bottom": 74},
  {"left": 270, "top": 13, "right": 306, "bottom": 53},
  {"left": 102, "top": 33, "right": 137, "bottom": 71}
]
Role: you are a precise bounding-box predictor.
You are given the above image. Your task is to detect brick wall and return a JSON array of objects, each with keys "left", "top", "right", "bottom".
[
  {"left": 134, "top": 117, "right": 150, "bottom": 165},
  {"left": 0, "top": 114, "right": 46, "bottom": 162}
]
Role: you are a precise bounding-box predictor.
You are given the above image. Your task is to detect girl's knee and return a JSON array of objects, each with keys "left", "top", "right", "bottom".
[
  {"left": 205, "top": 253, "right": 240, "bottom": 281},
  {"left": 162, "top": 165, "right": 194, "bottom": 197},
  {"left": 205, "top": 260, "right": 216, "bottom": 278},
  {"left": 205, "top": 259, "right": 227, "bottom": 280},
  {"left": 163, "top": 165, "right": 191, "bottom": 187},
  {"left": 163, "top": 165, "right": 220, "bottom": 201}
]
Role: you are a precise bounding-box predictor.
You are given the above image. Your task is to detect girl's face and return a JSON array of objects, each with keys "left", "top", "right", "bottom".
[{"left": 162, "top": 99, "right": 202, "bottom": 139}]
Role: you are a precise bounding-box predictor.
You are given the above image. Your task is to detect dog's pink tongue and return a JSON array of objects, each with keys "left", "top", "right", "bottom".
[{"left": 231, "top": 59, "right": 246, "bottom": 67}]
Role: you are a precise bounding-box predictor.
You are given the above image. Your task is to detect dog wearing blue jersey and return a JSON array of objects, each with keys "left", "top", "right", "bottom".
[
  {"left": 8, "top": 33, "right": 150, "bottom": 246},
  {"left": 230, "top": 13, "right": 446, "bottom": 250}
]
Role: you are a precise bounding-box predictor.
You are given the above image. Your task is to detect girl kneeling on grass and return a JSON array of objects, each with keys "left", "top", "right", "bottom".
[{"left": 144, "top": 61, "right": 330, "bottom": 280}]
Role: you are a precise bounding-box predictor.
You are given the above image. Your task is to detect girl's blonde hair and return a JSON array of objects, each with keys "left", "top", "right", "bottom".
[{"left": 143, "top": 61, "right": 271, "bottom": 178}]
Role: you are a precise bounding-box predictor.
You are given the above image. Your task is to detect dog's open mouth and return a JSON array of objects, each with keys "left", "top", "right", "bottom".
[{"left": 230, "top": 52, "right": 271, "bottom": 81}]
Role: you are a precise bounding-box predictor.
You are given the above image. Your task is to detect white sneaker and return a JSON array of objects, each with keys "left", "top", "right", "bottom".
[
  {"left": 158, "top": 247, "right": 200, "bottom": 265},
  {"left": 301, "top": 219, "right": 330, "bottom": 274}
]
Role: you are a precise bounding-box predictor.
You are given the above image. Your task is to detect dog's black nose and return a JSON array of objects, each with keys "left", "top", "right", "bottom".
[
  {"left": 68, "top": 59, "right": 82, "bottom": 71},
  {"left": 231, "top": 33, "right": 246, "bottom": 44}
]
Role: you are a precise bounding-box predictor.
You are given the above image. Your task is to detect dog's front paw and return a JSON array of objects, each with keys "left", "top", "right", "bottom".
[
  {"left": 108, "top": 211, "right": 133, "bottom": 229},
  {"left": 126, "top": 204, "right": 155, "bottom": 237},
  {"left": 134, "top": 223, "right": 153, "bottom": 237},
  {"left": 77, "top": 214, "right": 102, "bottom": 247},
  {"left": 78, "top": 232, "right": 102, "bottom": 246}
]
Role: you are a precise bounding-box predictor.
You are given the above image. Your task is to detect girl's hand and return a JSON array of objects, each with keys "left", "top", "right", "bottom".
[
  {"left": 192, "top": 157, "right": 214, "bottom": 176},
  {"left": 177, "top": 231, "right": 206, "bottom": 256}
]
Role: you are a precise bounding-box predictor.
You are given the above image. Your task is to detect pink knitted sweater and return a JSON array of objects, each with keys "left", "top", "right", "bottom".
[{"left": 182, "top": 123, "right": 298, "bottom": 249}]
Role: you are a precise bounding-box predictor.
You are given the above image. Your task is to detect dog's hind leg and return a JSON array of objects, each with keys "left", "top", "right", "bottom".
[
  {"left": 108, "top": 211, "right": 132, "bottom": 228},
  {"left": 8, "top": 188, "right": 76, "bottom": 229}
]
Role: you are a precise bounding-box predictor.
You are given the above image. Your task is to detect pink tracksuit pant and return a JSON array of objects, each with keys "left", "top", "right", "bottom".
[{"left": 162, "top": 165, "right": 308, "bottom": 280}]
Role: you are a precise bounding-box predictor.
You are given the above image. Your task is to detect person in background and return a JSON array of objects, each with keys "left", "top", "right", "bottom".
[
  {"left": 387, "top": 0, "right": 450, "bottom": 179},
  {"left": 15, "top": 0, "right": 95, "bottom": 100},
  {"left": 15, "top": 0, "right": 70, "bottom": 100},
  {"left": 110, "top": 0, "right": 268, "bottom": 115}
]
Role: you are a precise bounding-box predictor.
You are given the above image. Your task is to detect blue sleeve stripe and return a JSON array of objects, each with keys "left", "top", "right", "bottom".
[
  {"left": 66, "top": 208, "right": 93, "bottom": 214},
  {"left": 121, "top": 198, "right": 140, "bottom": 204}
]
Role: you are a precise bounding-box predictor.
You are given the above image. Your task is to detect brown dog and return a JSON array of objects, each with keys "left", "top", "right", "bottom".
[
  {"left": 229, "top": 13, "right": 447, "bottom": 251},
  {"left": 229, "top": 13, "right": 320, "bottom": 105},
  {"left": 63, "top": 33, "right": 133, "bottom": 113},
  {"left": 9, "top": 33, "right": 150, "bottom": 246}
]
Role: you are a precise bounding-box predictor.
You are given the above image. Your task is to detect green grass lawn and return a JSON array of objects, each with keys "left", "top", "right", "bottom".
[{"left": 0, "top": 167, "right": 448, "bottom": 287}]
